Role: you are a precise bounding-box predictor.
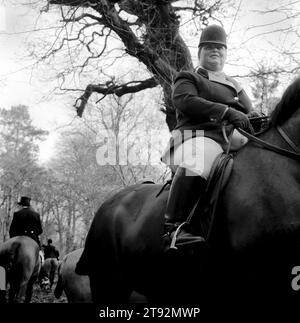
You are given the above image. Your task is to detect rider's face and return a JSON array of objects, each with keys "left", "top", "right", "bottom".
[{"left": 199, "top": 44, "right": 227, "bottom": 72}]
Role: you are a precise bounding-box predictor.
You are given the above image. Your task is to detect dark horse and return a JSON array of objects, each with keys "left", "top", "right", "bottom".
[
  {"left": 76, "top": 78, "right": 300, "bottom": 307},
  {"left": 39, "top": 257, "right": 59, "bottom": 290},
  {"left": 0, "top": 236, "right": 40, "bottom": 302},
  {"left": 54, "top": 248, "right": 92, "bottom": 303}
]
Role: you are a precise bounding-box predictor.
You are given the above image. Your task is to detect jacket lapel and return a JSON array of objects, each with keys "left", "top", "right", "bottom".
[{"left": 196, "top": 67, "right": 240, "bottom": 93}]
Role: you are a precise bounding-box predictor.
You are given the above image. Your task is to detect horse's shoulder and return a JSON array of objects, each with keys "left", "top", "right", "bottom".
[
  {"left": 126, "top": 182, "right": 167, "bottom": 195},
  {"left": 105, "top": 183, "right": 165, "bottom": 206}
]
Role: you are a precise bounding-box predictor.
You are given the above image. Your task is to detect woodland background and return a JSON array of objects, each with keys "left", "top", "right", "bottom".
[{"left": 1, "top": 0, "right": 299, "bottom": 256}]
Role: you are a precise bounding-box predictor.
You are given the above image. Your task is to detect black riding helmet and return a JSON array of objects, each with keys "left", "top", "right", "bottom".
[{"left": 198, "top": 24, "right": 227, "bottom": 48}]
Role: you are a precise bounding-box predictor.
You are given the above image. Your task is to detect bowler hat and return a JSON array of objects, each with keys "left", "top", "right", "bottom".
[
  {"left": 17, "top": 196, "right": 31, "bottom": 206},
  {"left": 198, "top": 24, "right": 227, "bottom": 48}
]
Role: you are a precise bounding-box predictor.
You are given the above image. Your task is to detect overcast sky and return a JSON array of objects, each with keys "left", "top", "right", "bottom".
[
  {"left": 0, "top": 2, "right": 77, "bottom": 162},
  {"left": 0, "top": 0, "right": 299, "bottom": 161}
]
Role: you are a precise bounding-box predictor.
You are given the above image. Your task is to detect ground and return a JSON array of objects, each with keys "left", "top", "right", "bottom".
[
  {"left": 31, "top": 282, "right": 67, "bottom": 303},
  {"left": 2, "top": 276, "right": 67, "bottom": 303}
]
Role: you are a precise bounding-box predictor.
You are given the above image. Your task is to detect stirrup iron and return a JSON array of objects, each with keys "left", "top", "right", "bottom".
[{"left": 170, "top": 222, "right": 186, "bottom": 250}]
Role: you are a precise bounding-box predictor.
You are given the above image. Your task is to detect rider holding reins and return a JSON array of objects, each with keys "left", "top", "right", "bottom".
[{"left": 162, "top": 24, "right": 255, "bottom": 248}]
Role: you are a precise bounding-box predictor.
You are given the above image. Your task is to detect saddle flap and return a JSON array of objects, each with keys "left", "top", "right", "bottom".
[
  {"left": 196, "top": 153, "right": 233, "bottom": 239},
  {"left": 206, "top": 153, "right": 234, "bottom": 205}
]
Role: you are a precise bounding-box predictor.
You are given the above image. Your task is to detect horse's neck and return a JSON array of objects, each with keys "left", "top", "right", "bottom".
[
  {"left": 258, "top": 126, "right": 278, "bottom": 145},
  {"left": 259, "top": 111, "right": 300, "bottom": 150},
  {"left": 282, "top": 108, "right": 300, "bottom": 149}
]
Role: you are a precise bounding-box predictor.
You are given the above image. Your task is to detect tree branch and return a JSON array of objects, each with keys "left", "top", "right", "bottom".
[
  {"left": 62, "top": 13, "right": 104, "bottom": 23},
  {"left": 47, "top": 0, "right": 219, "bottom": 131},
  {"left": 75, "top": 77, "right": 158, "bottom": 117},
  {"left": 49, "top": 0, "right": 99, "bottom": 7}
]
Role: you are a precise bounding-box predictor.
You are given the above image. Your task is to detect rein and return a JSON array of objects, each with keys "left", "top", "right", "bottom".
[
  {"left": 276, "top": 126, "right": 300, "bottom": 153},
  {"left": 237, "top": 126, "right": 300, "bottom": 161}
]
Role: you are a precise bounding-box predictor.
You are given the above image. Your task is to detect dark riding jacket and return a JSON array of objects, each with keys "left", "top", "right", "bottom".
[
  {"left": 9, "top": 207, "right": 43, "bottom": 244},
  {"left": 43, "top": 245, "right": 59, "bottom": 260},
  {"left": 165, "top": 67, "right": 253, "bottom": 153}
]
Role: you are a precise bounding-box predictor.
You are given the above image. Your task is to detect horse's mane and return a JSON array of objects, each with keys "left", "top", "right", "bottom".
[{"left": 270, "top": 77, "right": 300, "bottom": 126}]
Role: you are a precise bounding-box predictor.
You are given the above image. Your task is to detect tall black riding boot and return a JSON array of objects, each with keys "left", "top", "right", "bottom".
[{"left": 164, "top": 166, "right": 206, "bottom": 249}]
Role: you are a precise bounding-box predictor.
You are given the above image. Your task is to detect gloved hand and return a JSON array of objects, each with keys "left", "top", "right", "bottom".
[
  {"left": 223, "top": 107, "right": 254, "bottom": 134},
  {"left": 248, "top": 110, "right": 261, "bottom": 118}
]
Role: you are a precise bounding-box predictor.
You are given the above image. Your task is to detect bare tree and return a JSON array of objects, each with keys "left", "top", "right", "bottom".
[
  {"left": 39, "top": 0, "right": 224, "bottom": 131},
  {"left": 229, "top": 1, "right": 300, "bottom": 80},
  {"left": 89, "top": 87, "right": 168, "bottom": 186},
  {"left": 0, "top": 105, "right": 48, "bottom": 241},
  {"left": 250, "top": 64, "right": 279, "bottom": 115}
]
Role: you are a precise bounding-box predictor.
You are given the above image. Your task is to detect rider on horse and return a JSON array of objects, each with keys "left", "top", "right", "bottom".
[
  {"left": 9, "top": 196, "right": 43, "bottom": 247},
  {"left": 42, "top": 239, "right": 60, "bottom": 260},
  {"left": 161, "top": 25, "right": 255, "bottom": 248}
]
